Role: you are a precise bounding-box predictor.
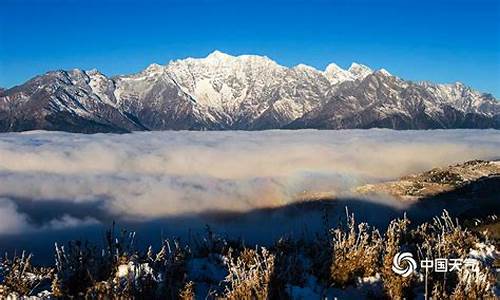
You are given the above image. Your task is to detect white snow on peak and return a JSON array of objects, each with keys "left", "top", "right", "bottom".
[
  {"left": 145, "top": 63, "right": 165, "bottom": 73},
  {"left": 203, "top": 50, "right": 278, "bottom": 67},
  {"left": 348, "top": 62, "right": 373, "bottom": 79},
  {"left": 323, "top": 62, "right": 374, "bottom": 85},
  {"left": 86, "top": 68, "right": 101, "bottom": 76},
  {"left": 86, "top": 69, "right": 117, "bottom": 107},
  {"left": 70, "top": 68, "right": 84, "bottom": 74},
  {"left": 376, "top": 68, "right": 392, "bottom": 77},
  {"left": 294, "top": 64, "right": 320, "bottom": 72},
  {"left": 205, "top": 50, "right": 235, "bottom": 62},
  {"left": 161, "top": 50, "right": 288, "bottom": 115},
  {"left": 414, "top": 80, "right": 499, "bottom": 115},
  {"left": 324, "top": 63, "right": 354, "bottom": 85},
  {"left": 324, "top": 63, "right": 345, "bottom": 73},
  {"left": 179, "top": 51, "right": 281, "bottom": 70}
]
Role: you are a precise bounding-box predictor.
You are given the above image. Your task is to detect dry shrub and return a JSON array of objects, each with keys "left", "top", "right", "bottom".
[
  {"left": 0, "top": 251, "right": 52, "bottom": 298},
  {"left": 53, "top": 240, "right": 110, "bottom": 296},
  {"left": 414, "top": 210, "right": 490, "bottom": 299},
  {"left": 222, "top": 247, "right": 275, "bottom": 300},
  {"left": 271, "top": 237, "right": 308, "bottom": 299},
  {"left": 431, "top": 281, "right": 449, "bottom": 300},
  {"left": 307, "top": 227, "right": 333, "bottom": 283},
  {"left": 274, "top": 237, "right": 307, "bottom": 284},
  {"left": 146, "top": 239, "right": 190, "bottom": 298},
  {"left": 52, "top": 227, "right": 189, "bottom": 299},
  {"left": 451, "top": 268, "right": 496, "bottom": 299},
  {"left": 84, "top": 280, "right": 113, "bottom": 299},
  {"left": 52, "top": 228, "right": 138, "bottom": 296},
  {"left": 191, "top": 225, "right": 233, "bottom": 258},
  {"left": 417, "top": 210, "right": 479, "bottom": 260},
  {"left": 103, "top": 239, "right": 189, "bottom": 299},
  {"left": 179, "top": 280, "right": 195, "bottom": 300},
  {"left": 330, "top": 210, "right": 383, "bottom": 287},
  {"left": 381, "top": 214, "right": 414, "bottom": 299}
]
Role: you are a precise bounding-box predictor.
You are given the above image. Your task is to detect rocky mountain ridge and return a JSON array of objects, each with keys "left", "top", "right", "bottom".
[{"left": 1, "top": 51, "right": 498, "bottom": 133}]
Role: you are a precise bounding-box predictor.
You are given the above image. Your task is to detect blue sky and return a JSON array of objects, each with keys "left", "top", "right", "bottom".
[{"left": 1, "top": 0, "right": 499, "bottom": 96}]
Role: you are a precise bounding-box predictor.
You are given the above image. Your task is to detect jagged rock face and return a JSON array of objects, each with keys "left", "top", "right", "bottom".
[
  {"left": 0, "top": 51, "right": 498, "bottom": 133},
  {"left": 288, "top": 72, "right": 500, "bottom": 129},
  {"left": 0, "top": 70, "right": 145, "bottom": 133}
]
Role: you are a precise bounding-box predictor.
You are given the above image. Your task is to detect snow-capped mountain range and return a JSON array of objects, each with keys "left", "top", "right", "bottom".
[{"left": 1, "top": 50, "right": 498, "bottom": 133}]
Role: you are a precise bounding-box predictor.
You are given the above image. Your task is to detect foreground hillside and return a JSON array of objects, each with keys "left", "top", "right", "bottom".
[
  {"left": 1, "top": 211, "right": 498, "bottom": 299},
  {"left": 0, "top": 51, "right": 498, "bottom": 133}
]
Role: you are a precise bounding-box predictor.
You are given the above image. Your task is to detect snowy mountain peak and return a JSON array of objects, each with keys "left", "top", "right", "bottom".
[
  {"left": 348, "top": 62, "right": 371, "bottom": 70},
  {"left": 348, "top": 63, "right": 373, "bottom": 79},
  {"left": 324, "top": 65, "right": 353, "bottom": 84},
  {"left": 145, "top": 63, "right": 164, "bottom": 72},
  {"left": 180, "top": 51, "right": 281, "bottom": 69},
  {"left": 86, "top": 68, "right": 101, "bottom": 75},
  {"left": 294, "top": 64, "right": 319, "bottom": 72},
  {"left": 68, "top": 68, "right": 86, "bottom": 77},
  {"left": 206, "top": 50, "right": 234, "bottom": 61},
  {"left": 324, "top": 63, "right": 345, "bottom": 74},
  {"left": 375, "top": 68, "right": 392, "bottom": 77}
]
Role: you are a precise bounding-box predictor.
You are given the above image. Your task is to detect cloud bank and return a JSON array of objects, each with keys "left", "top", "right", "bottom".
[{"left": 0, "top": 129, "right": 498, "bottom": 236}]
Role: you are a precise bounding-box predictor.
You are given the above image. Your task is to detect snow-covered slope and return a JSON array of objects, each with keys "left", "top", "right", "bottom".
[{"left": 0, "top": 51, "right": 498, "bottom": 132}]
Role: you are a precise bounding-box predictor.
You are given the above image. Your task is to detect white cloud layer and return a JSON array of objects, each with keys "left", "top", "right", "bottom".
[
  {"left": 0, "top": 197, "right": 31, "bottom": 234},
  {"left": 0, "top": 129, "right": 498, "bottom": 235}
]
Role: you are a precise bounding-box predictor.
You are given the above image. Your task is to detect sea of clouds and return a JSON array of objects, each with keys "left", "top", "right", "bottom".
[{"left": 0, "top": 129, "right": 498, "bottom": 259}]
